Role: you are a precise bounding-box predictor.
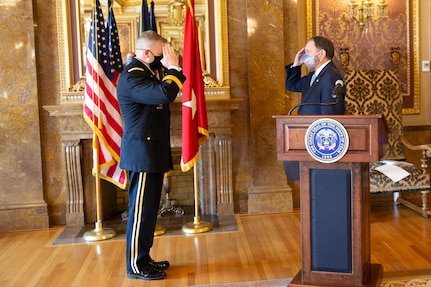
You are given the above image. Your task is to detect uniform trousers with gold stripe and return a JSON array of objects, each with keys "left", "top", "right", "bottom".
[{"left": 126, "top": 171, "right": 164, "bottom": 273}]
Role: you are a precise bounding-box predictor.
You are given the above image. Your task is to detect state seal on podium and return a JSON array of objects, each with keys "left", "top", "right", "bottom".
[{"left": 305, "top": 118, "right": 349, "bottom": 163}]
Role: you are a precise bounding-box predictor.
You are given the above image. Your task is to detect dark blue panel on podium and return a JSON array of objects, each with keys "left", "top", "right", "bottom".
[{"left": 310, "top": 169, "right": 352, "bottom": 273}]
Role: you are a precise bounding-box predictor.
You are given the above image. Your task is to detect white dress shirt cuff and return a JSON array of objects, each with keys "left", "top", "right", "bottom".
[{"left": 168, "top": 66, "right": 182, "bottom": 72}]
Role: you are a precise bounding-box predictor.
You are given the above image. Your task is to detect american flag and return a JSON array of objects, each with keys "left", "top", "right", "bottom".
[
  {"left": 107, "top": 0, "right": 123, "bottom": 81},
  {"left": 83, "top": 0, "right": 127, "bottom": 189},
  {"left": 180, "top": 0, "right": 209, "bottom": 172}
]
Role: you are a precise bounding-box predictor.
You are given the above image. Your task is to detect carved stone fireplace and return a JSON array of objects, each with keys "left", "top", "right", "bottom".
[{"left": 45, "top": 98, "right": 241, "bottom": 226}]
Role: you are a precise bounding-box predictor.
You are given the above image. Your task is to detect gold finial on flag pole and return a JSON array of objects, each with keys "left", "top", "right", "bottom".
[{"left": 182, "top": 165, "right": 213, "bottom": 234}]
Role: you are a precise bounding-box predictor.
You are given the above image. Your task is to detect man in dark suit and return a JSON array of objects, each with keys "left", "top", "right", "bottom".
[
  {"left": 285, "top": 36, "right": 345, "bottom": 115},
  {"left": 117, "top": 30, "right": 186, "bottom": 281},
  {"left": 283, "top": 36, "right": 345, "bottom": 192}
]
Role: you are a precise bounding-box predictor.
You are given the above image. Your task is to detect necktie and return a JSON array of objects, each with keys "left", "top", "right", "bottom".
[
  {"left": 153, "top": 69, "right": 160, "bottom": 80},
  {"left": 310, "top": 72, "right": 317, "bottom": 86}
]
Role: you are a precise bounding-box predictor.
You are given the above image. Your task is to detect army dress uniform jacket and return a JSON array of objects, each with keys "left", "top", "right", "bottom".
[
  {"left": 117, "top": 58, "right": 186, "bottom": 173},
  {"left": 285, "top": 61, "right": 345, "bottom": 115}
]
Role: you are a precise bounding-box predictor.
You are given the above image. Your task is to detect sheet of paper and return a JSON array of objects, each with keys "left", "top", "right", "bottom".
[
  {"left": 375, "top": 164, "right": 410, "bottom": 183},
  {"left": 380, "top": 160, "right": 413, "bottom": 166}
]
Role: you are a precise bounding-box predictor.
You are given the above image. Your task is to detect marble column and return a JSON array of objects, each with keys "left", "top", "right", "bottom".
[
  {"left": 0, "top": 0, "right": 49, "bottom": 231},
  {"left": 247, "top": 0, "right": 293, "bottom": 213}
]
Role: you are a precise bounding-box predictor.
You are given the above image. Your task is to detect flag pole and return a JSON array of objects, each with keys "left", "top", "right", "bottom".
[
  {"left": 83, "top": 133, "right": 117, "bottom": 241},
  {"left": 182, "top": 165, "right": 213, "bottom": 234},
  {"left": 181, "top": 0, "right": 210, "bottom": 234},
  {"left": 82, "top": 0, "right": 121, "bottom": 241}
]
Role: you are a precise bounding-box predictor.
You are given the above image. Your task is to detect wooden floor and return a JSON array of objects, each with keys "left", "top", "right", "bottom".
[{"left": 1, "top": 204, "right": 431, "bottom": 287}]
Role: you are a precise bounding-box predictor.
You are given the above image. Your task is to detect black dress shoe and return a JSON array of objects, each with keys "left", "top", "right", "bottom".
[
  {"left": 127, "top": 267, "right": 166, "bottom": 280},
  {"left": 148, "top": 259, "right": 170, "bottom": 270}
]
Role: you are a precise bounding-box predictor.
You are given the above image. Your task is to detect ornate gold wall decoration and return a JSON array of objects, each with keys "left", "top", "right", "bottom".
[
  {"left": 167, "top": 0, "right": 186, "bottom": 25},
  {"left": 55, "top": 0, "right": 230, "bottom": 102}
]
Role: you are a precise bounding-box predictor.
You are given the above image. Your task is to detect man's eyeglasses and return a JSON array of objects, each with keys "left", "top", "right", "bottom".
[{"left": 136, "top": 48, "right": 161, "bottom": 57}]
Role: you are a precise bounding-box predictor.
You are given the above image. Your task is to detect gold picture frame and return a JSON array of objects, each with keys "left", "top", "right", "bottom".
[
  {"left": 117, "top": 19, "right": 137, "bottom": 65},
  {"left": 306, "top": 0, "right": 420, "bottom": 114},
  {"left": 55, "top": 0, "right": 230, "bottom": 102}
]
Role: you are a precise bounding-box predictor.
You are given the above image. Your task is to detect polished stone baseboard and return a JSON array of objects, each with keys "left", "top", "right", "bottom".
[
  {"left": 0, "top": 203, "right": 49, "bottom": 232},
  {"left": 248, "top": 185, "right": 293, "bottom": 214}
]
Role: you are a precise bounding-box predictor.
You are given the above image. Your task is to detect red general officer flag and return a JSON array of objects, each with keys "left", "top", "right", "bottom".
[{"left": 180, "top": 0, "right": 209, "bottom": 172}]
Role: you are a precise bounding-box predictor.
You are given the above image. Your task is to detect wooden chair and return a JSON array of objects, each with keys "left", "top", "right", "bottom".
[{"left": 343, "top": 68, "right": 431, "bottom": 217}]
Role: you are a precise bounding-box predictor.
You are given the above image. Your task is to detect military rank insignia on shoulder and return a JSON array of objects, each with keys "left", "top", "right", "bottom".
[{"left": 127, "top": 67, "right": 145, "bottom": 73}]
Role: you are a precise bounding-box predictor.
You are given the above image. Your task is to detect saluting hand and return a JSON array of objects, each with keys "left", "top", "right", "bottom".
[
  {"left": 293, "top": 47, "right": 305, "bottom": 67},
  {"left": 161, "top": 44, "right": 179, "bottom": 69}
]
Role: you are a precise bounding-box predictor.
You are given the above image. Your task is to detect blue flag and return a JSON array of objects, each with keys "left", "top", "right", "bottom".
[
  {"left": 139, "top": 0, "right": 151, "bottom": 35},
  {"left": 149, "top": 0, "right": 157, "bottom": 32}
]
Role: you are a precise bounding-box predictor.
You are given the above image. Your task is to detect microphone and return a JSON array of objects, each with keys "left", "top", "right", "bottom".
[
  {"left": 287, "top": 99, "right": 342, "bottom": 115},
  {"left": 287, "top": 79, "right": 344, "bottom": 115},
  {"left": 332, "top": 79, "right": 344, "bottom": 99}
]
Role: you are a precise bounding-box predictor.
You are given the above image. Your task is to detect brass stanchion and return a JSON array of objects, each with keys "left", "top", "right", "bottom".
[
  {"left": 83, "top": 220, "right": 116, "bottom": 241},
  {"left": 154, "top": 172, "right": 176, "bottom": 236},
  {"left": 182, "top": 166, "right": 213, "bottom": 234},
  {"left": 83, "top": 134, "right": 116, "bottom": 241},
  {"left": 154, "top": 224, "right": 166, "bottom": 236},
  {"left": 158, "top": 173, "right": 184, "bottom": 216}
]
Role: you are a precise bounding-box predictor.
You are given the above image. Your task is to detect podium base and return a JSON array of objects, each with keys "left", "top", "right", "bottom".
[{"left": 289, "top": 264, "right": 383, "bottom": 287}]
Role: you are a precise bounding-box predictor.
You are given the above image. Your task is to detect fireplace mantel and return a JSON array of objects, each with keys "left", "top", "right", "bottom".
[{"left": 44, "top": 98, "right": 241, "bottom": 226}]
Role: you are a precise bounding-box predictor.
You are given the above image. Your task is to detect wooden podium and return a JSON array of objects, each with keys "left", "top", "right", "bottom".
[{"left": 274, "top": 115, "right": 388, "bottom": 287}]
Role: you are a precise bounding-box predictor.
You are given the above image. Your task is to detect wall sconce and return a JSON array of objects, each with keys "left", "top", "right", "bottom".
[{"left": 348, "top": 0, "right": 387, "bottom": 28}]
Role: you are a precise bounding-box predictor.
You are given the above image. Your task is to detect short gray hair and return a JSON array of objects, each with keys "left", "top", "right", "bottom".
[{"left": 136, "top": 30, "right": 167, "bottom": 50}]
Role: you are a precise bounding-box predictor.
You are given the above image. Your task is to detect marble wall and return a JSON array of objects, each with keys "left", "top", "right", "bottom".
[
  {"left": 0, "top": 0, "right": 49, "bottom": 231},
  {"left": 246, "top": 0, "right": 293, "bottom": 213}
]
